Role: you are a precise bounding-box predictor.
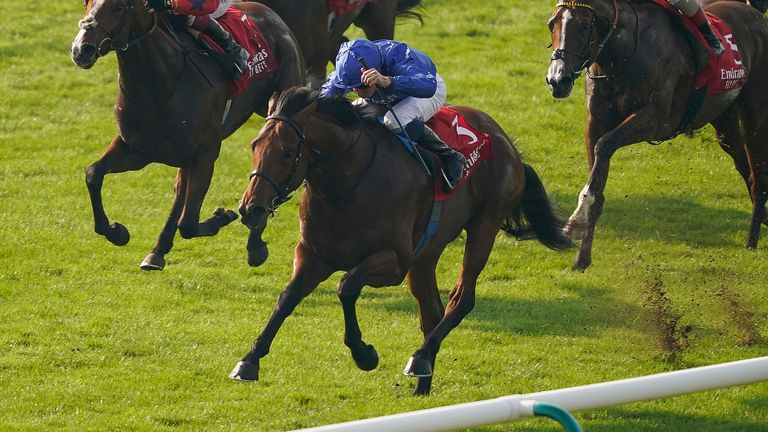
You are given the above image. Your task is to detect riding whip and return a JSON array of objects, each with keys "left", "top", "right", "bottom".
[{"left": 356, "top": 56, "right": 433, "bottom": 177}]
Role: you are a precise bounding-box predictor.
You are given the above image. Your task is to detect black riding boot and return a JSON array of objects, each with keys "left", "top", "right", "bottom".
[
  {"left": 404, "top": 120, "right": 466, "bottom": 190},
  {"left": 203, "top": 18, "right": 250, "bottom": 75},
  {"left": 699, "top": 22, "right": 725, "bottom": 56}
]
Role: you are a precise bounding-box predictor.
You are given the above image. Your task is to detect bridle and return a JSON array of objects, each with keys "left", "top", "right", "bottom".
[
  {"left": 248, "top": 115, "right": 307, "bottom": 215},
  {"left": 80, "top": 0, "right": 158, "bottom": 56},
  {"left": 550, "top": 0, "right": 620, "bottom": 79},
  {"left": 247, "top": 111, "right": 368, "bottom": 214}
]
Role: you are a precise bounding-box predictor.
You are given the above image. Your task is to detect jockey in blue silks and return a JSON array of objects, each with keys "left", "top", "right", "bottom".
[{"left": 320, "top": 39, "right": 466, "bottom": 189}]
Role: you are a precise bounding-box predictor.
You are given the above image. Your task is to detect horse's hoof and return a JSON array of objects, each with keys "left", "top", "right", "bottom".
[
  {"left": 412, "top": 377, "right": 432, "bottom": 396},
  {"left": 107, "top": 222, "right": 130, "bottom": 246},
  {"left": 214, "top": 207, "right": 239, "bottom": 226},
  {"left": 247, "top": 243, "right": 269, "bottom": 267},
  {"left": 140, "top": 253, "right": 165, "bottom": 271},
  {"left": 352, "top": 344, "right": 379, "bottom": 371},
  {"left": 229, "top": 360, "right": 259, "bottom": 382},
  {"left": 403, "top": 356, "right": 432, "bottom": 377}
]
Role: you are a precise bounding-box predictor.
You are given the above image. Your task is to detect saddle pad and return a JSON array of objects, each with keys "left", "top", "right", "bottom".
[
  {"left": 199, "top": 7, "right": 278, "bottom": 98},
  {"left": 328, "top": 0, "right": 374, "bottom": 16},
  {"left": 426, "top": 107, "right": 493, "bottom": 202},
  {"left": 652, "top": 0, "right": 747, "bottom": 94}
]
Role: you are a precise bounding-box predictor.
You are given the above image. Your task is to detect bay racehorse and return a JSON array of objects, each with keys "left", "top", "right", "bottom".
[
  {"left": 230, "top": 87, "right": 571, "bottom": 395},
  {"left": 71, "top": 0, "right": 304, "bottom": 270},
  {"left": 254, "top": 0, "right": 422, "bottom": 86},
  {"left": 546, "top": 0, "right": 768, "bottom": 270}
]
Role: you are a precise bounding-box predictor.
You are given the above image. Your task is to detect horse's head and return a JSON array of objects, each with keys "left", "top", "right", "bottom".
[
  {"left": 546, "top": 0, "right": 604, "bottom": 98},
  {"left": 239, "top": 88, "right": 317, "bottom": 231},
  {"left": 71, "top": 0, "right": 155, "bottom": 69}
]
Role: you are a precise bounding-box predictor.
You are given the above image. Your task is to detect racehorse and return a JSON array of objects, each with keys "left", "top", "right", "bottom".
[
  {"left": 230, "top": 87, "right": 571, "bottom": 395},
  {"left": 71, "top": 0, "right": 304, "bottom": 270},
  {"left": 254, "top": 0, "right": 422, "bottom": 86},
  {"left": 545, "top": 0, "right": 768, "bottom": 270}
]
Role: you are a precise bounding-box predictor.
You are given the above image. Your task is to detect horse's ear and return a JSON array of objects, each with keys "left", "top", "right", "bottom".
[{"left": 267, "top": 91, "right": 280, "bottom": 115}]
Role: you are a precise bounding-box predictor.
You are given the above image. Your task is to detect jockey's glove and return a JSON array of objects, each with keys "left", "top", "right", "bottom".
[{"left": 148, "top": 0, "right": 172, "bottom": 11}]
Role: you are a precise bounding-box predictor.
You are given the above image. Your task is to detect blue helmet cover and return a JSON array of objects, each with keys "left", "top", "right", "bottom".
[{"left": 332, "top": 39, "right": 382, "bottom": 90}]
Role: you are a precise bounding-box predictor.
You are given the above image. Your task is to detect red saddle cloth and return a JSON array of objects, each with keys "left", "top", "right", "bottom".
[
  {"left": 652, "top": 0, "right": 747, "bottom": 94},
  {"left": 327, "top": 0, "right": 373, "bottom": 16},
  {"left": 426, "top": 107, "right": 493, "bottom": 202},
  {"left": 198, "top": 8, "right": 278, "bottom": 98}
]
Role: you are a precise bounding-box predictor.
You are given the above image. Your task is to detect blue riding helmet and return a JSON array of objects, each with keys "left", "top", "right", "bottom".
[{"left": 332, "top": 39, "right": 383, "bottom": 89}]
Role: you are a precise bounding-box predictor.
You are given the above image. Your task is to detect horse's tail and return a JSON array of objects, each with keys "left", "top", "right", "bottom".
[
  {"left": 502, "top": 163, "right": 572, "bottom": 251},
  {"left": 750, "top": 0, "right": 768, "bottom": 14},
  {"left": 396, "top": 0, "right": 424, "bottom": 24}
]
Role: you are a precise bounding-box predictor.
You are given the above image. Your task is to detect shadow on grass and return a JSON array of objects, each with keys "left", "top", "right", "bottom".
[{"left": 592, "top": 193, "right": 750, "bottom": 248}]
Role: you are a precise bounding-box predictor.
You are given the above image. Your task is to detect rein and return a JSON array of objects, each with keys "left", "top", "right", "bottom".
[
  {"left": 553, "top": 0, "right": 620, "bottom": 79},
  {"left": 249, "top": 115, "right": 306, "bottom": 215},
  {"left": 248, "top": 112, "right": 372, "bottom": 213}
]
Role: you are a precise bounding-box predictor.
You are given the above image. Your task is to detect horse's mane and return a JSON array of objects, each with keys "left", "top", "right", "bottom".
[{"left": 274, "top": 86, "right": 381, "bottom": 129}]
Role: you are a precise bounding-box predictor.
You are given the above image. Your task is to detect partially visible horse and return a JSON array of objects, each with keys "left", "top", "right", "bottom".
[
  {"left": 254, "top": 0, "right": 422, "bottom": 86},
  {"left": 71, "top": 0, "right": 304, "bottom": 270},
  {"left": 546, "top": 0, "right": 768, "bottom": 270},
  {"left": 230, "top": 87, "right": 571, "bottom": 395}
]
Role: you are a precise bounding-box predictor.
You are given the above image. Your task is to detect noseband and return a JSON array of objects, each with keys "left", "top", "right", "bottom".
[
  {"left": 551, "top": 0, "right": 619, "bottom": 78},
  {"left": 79, "top": 1, "right": 158, "bottom": 56},
  {"left": 248, "top": 115, "right": 306, "bottom": 214}
]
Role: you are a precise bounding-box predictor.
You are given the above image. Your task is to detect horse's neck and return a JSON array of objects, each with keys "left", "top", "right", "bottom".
[
  {"left": 593, "top": 0, "right": 639, "bottom": 71},
  {"left": 305, "top": 117, "right": 373, "bottom": 195},
  {"left": 116, "top": 17, "right": 185, "bottom": 100}
]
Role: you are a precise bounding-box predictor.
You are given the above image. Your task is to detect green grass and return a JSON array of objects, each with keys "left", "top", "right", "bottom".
[{"left": 2, "top": 0, "right": 767, "bottom": 431}]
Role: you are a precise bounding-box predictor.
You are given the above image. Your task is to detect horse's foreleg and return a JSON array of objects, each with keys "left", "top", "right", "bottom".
[
  {"left": 176, "top": 156, "right": 238, "bottom": 239},
  {"left": 85, "top": 136, "right": 149, "bottom": 246},
  {"left": 338, "top": 250, "right": 405, "bottom": 372},
  {"left": 230, "top": 242, "right": 334, "bottom": 382},
  {"left": 406, "top": 254, "right": 445, "bottom": 396},
  {"left": 140, "top": 169, "right": 187, "bottom": 271},
  {"left": 567, "top": 107, "right": 658, "bottom": 270},
  {"left": 404, "top": 219, "right": 499, "bottom": 396}
]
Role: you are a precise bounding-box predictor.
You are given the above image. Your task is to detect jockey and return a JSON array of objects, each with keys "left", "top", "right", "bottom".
[
  {"left": 319, "top": 38, "right": 466, "bottom": 189},
  {"left": 148, "top": 0, "right": 250, "bottom": 75},
  {"left": 667, "top": 0, "right": 725, "bottom": 56}
]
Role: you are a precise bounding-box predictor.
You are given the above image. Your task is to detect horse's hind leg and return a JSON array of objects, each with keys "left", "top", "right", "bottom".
[
  {"left": 406, "top": 253, "right": 445, "bottom": 396},
  {"left": 140, "top": 169, "right": 187, "bottom": 270},
  {"left": 176, "top": 155, "right": 238, "bottom": 240},
  {"left": 354, "top": 0, "right": 397, "bottom": 40},
  {"left": 712, "top": 106, "right": 768, "bottom": 248},
  {"left": 85, "top": 136, "right": 149, "bottom": 246},
  {"left": 338, "top": 250, "right": 406, "bottom": 372},
  {"left": 230, "top": 242, "right": 334, "bottom": 381},
  {"left": 404, "top": 217, "right": 501, "bottom": 395}
]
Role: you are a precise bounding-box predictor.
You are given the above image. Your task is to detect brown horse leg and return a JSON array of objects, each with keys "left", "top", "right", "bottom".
[
  {"left": 230, "top": 242, "right": 335, "bottom": 381},
  {"left": 742, "top": 128, "right": 768, "bottom": 249},
  {"left": 568, "top": 107, "right": 660, "bottom": 271},
  {"left": 354, "top": 0, "right": 397, "bottom": 40},
  {"left": 85, "top": 136, "right": 150, "bottom": 246},
  {"left": 140, "top": 169, "right": 188, "bottom": 271},
  {"left": 176, "top": 156, "right": 238, "bottom": 239},
  {"left": 406, "top": 254, "right": 445, "bottom": 396},
  {"left": 403, "top": 218, "right": 500, "bottom": 395},
  {"left": 338, "top": 250, "right": 406, "bottom": 372},
  {"left": 712, "top": 107, "right": 768, "bottom": 248}
]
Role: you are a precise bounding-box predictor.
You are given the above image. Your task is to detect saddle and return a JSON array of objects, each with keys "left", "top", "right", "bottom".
[
  {"left": 190, "top": 8, "right": 277, "bottom": 98},
  {"left": 392, "top": 107, "right": 493, "bottom": 202}
]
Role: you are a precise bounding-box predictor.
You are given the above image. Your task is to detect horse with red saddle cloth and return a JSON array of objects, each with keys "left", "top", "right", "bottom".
[
  {"left": 71, "top": 0, "right": 304, "bottom": 270},
  {"left": 546, "top": 0, "right": 768, "bottom": 271}
]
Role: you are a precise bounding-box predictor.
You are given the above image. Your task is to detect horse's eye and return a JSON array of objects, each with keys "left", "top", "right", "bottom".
[{"left": 282, "top": 150, "right": 293, "bottom": 161}]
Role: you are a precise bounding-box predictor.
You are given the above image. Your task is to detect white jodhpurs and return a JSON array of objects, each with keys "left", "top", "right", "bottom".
[{"left": 381, "top": 73, "right": 446, "bottom": 131}]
